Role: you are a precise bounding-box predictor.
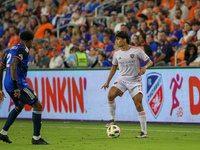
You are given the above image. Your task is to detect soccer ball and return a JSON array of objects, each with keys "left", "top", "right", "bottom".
[{"left": 107, "top": 125, "right": 121, "bottom": 138}]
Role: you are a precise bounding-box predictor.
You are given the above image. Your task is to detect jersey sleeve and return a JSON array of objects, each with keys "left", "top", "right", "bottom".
[
  {"left": 14, "top": 47, "right": 29, "bottom": 62},
  {"left": 112, "top": 52, "right": 118, "bottom": 66},
  {"left": 138, "top": 48, "right": 149, "bottom": 62}
]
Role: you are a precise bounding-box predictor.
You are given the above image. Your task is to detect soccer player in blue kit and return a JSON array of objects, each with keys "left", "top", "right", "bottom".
[{"left": 0, "top": 31, "right": 49, "bottom": 145}]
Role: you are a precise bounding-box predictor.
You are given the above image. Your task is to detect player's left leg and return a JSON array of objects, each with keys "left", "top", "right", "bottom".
[
  {"left": 133, "top": 93, "right": 148, "bottom": 138},
  {"left": 0, "top": 93, "right": 24, "bottom": 144}
]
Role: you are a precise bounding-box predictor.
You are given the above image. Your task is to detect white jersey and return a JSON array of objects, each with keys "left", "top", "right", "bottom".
[{"left": 112, "top": 45, "right": 149, "bottom": 81}]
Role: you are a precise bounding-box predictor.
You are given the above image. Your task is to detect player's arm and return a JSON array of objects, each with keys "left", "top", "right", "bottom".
[
  {"left": 10, "top": 58, "right": 20, "bottom": 83},
  {"left": 11, "top": 47, "right": 28, "bottom": 82},
  {"left": 10, "top": 58, "right": 21, "bottom": 98},
  {"left": 144, "top": 59, "right": 153, "bottom": 69},
  {"left": 0, "top": 59, "right": 7, "bottom": 101},
  {"left": 0, "top": 59, "right": 6, "bottom": 91},
  {"left": 101, "top": 65, "right": 118, "bottom": 90},
  {"left": 106, "top": 65, "right": 118, "bottom": 83},
  {"left": 10, "top": 58, "right": 20, "bottom": 81},
  {"left": 138, "top": 59, "right": 153, "bottom": 76}
]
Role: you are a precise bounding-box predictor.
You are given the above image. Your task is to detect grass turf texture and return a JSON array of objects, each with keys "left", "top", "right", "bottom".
[{"left": 0, "top": 119, "right": 200, "bottom": 150}]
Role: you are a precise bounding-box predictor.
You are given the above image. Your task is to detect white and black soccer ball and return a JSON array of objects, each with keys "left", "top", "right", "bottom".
[{"left": 107, "top": 125, "right": 121, "bottom": 138}]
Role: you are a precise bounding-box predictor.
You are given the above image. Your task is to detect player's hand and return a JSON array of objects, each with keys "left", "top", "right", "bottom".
[
  {"left": 101, "top": 82, "right": 109, "bottom": 91},
  {"left": 138, "top": 67, "right": 146, "bottom": 75},
  {"left": 0, "top": 90, "right": 6, "bottom": 101},
  {"left": 14, "top": 89, "right": 21, "bottom": 99}
]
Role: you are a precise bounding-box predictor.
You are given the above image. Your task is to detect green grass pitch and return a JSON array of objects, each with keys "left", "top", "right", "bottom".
[{"left": 0, "top": 119, "right": 200, "bottom": 150}]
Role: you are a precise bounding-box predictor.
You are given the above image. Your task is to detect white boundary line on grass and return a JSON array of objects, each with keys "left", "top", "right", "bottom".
[
  {"left": 61, "top": 127, "right": 200, "bottom": 133},
  {"left": 12, "top": 125, "right": 200, "bottom": 133}
]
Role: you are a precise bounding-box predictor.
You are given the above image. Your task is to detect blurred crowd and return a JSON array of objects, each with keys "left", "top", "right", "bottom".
[{"left": 0, "top": 0, "right": 200, "bottom": 69}]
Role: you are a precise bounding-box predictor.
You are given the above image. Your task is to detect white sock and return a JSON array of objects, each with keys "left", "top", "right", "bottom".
[
  {"left": 138, "top": 111, "right": 147, "bottom": 134},
  {"left": 108, "top": 100, "right": 116, "bottom": 121},
  {"left": 0, "top": 129, "right": 7, "bottom": 135},
  {"left": 33, "top": 135, "right": 41, "bottom": 140}
]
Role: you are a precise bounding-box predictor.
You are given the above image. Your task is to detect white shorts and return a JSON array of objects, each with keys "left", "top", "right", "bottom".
[{"left": 112, "top": 77, "right": 143, "bottom": 98}]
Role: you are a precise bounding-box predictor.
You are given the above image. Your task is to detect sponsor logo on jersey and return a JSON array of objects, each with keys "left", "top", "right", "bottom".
[
  {"left": 146, "top": 72, "right": 164, "bottom": 118},
  {"left": 130, "top": 54, "right": 134, "bottom": 58}
]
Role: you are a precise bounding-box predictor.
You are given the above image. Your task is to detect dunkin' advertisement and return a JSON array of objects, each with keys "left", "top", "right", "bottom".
[{"left": 0, "top": 69, "right": 200, "bottom": 123}]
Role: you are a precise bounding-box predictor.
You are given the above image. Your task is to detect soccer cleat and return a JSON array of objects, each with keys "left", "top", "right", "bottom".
[
  {"left": 135, "top": 132, "right": 148, "bottom": 138},
  {"left": 0, "top": 133, "right": 12, "bottom": 143},
  {"left": 32, "top": 138, "right": 50, "bottom": 145},
  {"left": 105, "top": 119, "right": 116, "bottom": 128}
]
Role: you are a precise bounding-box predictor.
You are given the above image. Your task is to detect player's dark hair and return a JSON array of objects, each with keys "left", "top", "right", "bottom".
[
  {"left": 20, "top": 31, "right": 34, "bottom": 41},
  {"left": 115, "top": 31, "right": 130, "bottom": 44}
]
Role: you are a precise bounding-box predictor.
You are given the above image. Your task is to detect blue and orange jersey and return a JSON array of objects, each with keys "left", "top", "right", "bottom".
[{"left": 1, "top": 43, "right": 29, "bottom": 92}]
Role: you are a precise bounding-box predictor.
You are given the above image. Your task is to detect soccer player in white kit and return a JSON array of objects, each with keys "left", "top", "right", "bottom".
[{"left": 101, "top": 31, "right": 153, "bottom": 138}]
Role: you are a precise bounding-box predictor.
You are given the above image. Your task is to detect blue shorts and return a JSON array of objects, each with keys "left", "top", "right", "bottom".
[{"left": 7, "top": 86, "right": 38, "bottom": 106}]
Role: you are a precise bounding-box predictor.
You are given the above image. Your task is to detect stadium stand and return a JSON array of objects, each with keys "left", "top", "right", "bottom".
[{"left": 0, "top": 0, "right": 200, "bottom": 68}]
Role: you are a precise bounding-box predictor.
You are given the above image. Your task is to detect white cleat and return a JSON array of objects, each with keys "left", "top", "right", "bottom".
[{"left": 135, "top": 132, "right": 148, "bottom": 138}]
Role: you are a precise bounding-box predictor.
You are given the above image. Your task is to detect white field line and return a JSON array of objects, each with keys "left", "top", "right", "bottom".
[{"left": 11, "top": 125, "right": 200, "bottom": 133}]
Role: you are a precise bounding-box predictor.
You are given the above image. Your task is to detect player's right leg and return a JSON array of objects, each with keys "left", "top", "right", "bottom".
[
  {"left": 132, "top": 93, "right": 148, "bottom": 138},
  {"left": 31, "top": 100, "right": 49, "bottom": 145},
  {"left": 20, "top": 87, "right": 49, "bottom": 145},
  {"left": 0, "top": 94, "right": 24, "bottom": 144},
  {"left": 105, "top": 86, "right": 123, "bottom": 128}
]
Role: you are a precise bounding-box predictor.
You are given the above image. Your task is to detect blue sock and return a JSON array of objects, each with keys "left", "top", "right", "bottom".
[
  {"left": 32, "top": 111, "right": 42, "bottom": 136},
  {"left": 3, "top": 108, "right": 21, "bottom": 131}
]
